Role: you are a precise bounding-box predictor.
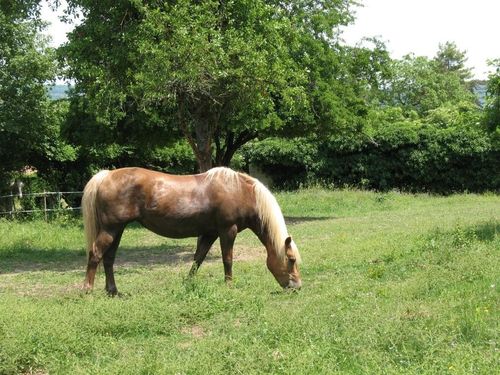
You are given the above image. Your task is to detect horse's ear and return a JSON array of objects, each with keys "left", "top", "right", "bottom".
[{"left": 285, "top": 236, "right": 296, "bottom": 260}]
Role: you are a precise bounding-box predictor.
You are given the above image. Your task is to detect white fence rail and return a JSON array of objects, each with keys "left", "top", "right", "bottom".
[{"left": 0, "top": 191, "right": 83, "bottom": 220}]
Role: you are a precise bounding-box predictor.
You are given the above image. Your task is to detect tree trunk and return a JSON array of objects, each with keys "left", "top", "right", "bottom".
[
  {"left": 197, "top": 152, "right": 213, "bottom": 172},
  {"left": 178, "top": 99, "right": 214, "bottom": 172},
  {"left": 214, "top": 129, "right": 257, "bottom": 167},
  {"left": 194, "top": 114, "right": 214, "bottom": 172}
]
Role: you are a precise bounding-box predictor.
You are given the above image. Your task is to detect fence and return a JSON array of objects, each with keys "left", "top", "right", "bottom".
[{"left": 0, "top": 191, "right": 83, "bottom": 220}]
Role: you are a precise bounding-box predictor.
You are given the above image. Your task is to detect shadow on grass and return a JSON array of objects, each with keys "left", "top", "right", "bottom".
[
  {"left": 471, "top": 221, "right": 499, "bottom": 242},
  {"left": 0, "top": 242, "right": 200, "bottom": 274}
]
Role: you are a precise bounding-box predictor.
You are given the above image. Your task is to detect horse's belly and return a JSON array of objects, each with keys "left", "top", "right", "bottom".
[{"left": 139, "top": 216, "right": 216, "bottom": 239}]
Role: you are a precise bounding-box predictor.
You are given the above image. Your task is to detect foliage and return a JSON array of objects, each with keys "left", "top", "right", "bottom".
[
  {"left": 382, "top": 53, "right": 476, "bottom": 116},
  {"left": 484, "top": 59, "right": 500, "bottom": 139},
  {"left": 0, "top": 191, "right": 498, "bottom": 373},
  {"left": 242, "top": 138, "right": 319, "bottom": 188},
  {"left": 0, "top": 1, "right": 76, "bottom": 189},
  {"left": 60, "top": 0, "right": 386, "bottom": 171},
  {"left": 58, "top": 93, "right": 194, "bottom": 190},
  {"left": 433, "top": 41, "right": 473, "bottom": 81},
  {"left": 246, "top": 104, "right": 498, "bottom": 192},
  {"left": 1, "top": 3, "right": 497, "bottom": 194},
  {"left": 245, "top": 43, "right": 498, "bottom": 193}
]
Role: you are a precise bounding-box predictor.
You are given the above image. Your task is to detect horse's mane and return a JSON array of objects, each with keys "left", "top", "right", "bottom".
[
  {"left": 205, "top": 167, "right": 301, "bottom": 264},
  {"left": 205, "top": 167, "right": 241, "bottom": 189}
]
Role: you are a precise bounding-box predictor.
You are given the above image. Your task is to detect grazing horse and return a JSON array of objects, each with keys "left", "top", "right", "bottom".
[{"left": 82, "top": 167, "right": 302, "bottom": 295}]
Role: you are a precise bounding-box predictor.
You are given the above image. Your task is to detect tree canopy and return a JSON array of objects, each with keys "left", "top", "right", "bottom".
[
  {"left": 485, "top": 59, "right": 500, "bottom": 138},
  {"left": 0, "top": 1, "right": 74, "bottom": 180},
  {"left": 382, "top": 51, "right": 475, "bottom": 116},
  {"left": 61, "top": 0, "right": 379, "bottom": 171}
]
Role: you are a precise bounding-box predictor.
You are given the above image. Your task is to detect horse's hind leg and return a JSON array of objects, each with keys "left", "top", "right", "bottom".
[
  {"left": 189, "top": 234, "right": 218, "bottom": 277},
  {"left": 83, "top": 228, "right": 122, "bottom": 293},
  {"left": 103, "top": 228, "right": 124, "bottom": 296}
]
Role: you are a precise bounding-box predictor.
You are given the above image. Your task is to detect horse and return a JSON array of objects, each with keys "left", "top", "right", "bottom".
[{"left": 82, "top": 167, "right": 302, "bottom": 295}]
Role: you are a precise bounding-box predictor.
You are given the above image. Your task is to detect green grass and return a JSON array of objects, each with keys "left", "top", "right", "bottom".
[{"left": 0, "top": 189, "right": 498, "bottom": 374}]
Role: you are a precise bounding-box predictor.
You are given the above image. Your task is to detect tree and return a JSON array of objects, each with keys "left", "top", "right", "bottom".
[
  {"left": 384, "top": 52, "right": 476, "bottom": 116},
  {"left": 61, "top": 0, "right": 362, "bottom": 171},
  {"left": 0, "top": 1, "right": 75, "bottom": 181},
  {"left": 485, "top": 59, "right": 500, "bottom": 137},
  {"left": 434, "top": 41, "right": 473, "bottom": 82}
]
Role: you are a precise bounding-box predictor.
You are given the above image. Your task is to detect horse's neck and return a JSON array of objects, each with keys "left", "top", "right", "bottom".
[
  {"left": 252, "top": 215, "right": 286, "bottom": 261},
  {"left": 252, "top": 221, "right": 272, "bottom": 249}
]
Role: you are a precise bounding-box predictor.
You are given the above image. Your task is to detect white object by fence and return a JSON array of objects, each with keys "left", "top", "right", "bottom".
[{"left": 0, "top": 191, "right": 83, "bottom": 219}]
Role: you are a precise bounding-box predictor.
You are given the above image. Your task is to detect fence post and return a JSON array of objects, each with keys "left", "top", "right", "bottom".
[
  {"left": 10, "top": 195, "right": 14, "bottom": 219},
  {"left": 43, "top": 191, "right": 48, "bottom": 221}
]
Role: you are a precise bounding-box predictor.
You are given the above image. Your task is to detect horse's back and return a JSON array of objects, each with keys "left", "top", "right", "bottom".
[
  {"left": 94, "top": 167, "right": 257, "bottom": 237},
  {"left": 96, "top": 168, "right": 197, "bottom": 219}
]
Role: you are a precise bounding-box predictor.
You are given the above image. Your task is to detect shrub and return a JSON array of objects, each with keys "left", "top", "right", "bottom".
[{"left": 245, "top": 109, "right": 499, "bottom": 192}]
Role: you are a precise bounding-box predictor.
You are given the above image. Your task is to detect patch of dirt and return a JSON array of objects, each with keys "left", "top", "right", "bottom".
[
  {"left": 1, "top": 241, "right": 266, "bottom": 276},
  {"left": 0, "top": 278, "right": 83, "bottom": 298},
  {"left": 181, "top": 325, "right": 206, "bottom": 338},
  {"left": 401, "top": 307, "right": 432, "bottom": 320},
  {"left": 116, "top": 243, "right": 265, "bottom": 269},
  {"left": 178, "top": 324, "right": 208, "bottom": 348},
  {"left": 0, "top": 242, "right": 267, "bottom": 297},
  {"left": 232, "top": 245, "right": 266, "bottom": 262},
  {"left": 22, "top": 369, "right": 48, "bottom": 375}
]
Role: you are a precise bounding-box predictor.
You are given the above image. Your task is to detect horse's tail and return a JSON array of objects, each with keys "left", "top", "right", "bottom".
[{"left": 82, "top": 170, "right": 110, "bottom": 258}]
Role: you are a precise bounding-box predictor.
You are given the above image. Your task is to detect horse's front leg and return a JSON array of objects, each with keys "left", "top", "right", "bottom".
[
  {"left": 220, "top": 225, "right": 237, "bottom": 282},
  {"left": 189, "top": 234, "right": 218, "bottom": 277}
]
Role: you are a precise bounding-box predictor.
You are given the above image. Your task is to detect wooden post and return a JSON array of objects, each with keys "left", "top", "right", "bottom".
[
  {"left": 43, "top": 191, "right": 48, "bottom": 221},
  {"left": 10, "top": 195, "right": 14, "bottom": 219}
]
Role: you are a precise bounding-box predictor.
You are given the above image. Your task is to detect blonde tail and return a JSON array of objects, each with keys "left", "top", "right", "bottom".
[{"left": 82, "top": 170, "right": 110, "bottom": 258}]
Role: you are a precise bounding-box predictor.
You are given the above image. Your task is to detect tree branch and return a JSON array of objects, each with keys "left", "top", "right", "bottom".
[{"left": 177, "top": 97, "right": 202, "bottom": 162}]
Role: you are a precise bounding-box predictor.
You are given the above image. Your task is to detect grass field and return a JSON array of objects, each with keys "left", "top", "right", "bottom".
[{"left": 0, "top": 189, "right": 498, "bottom": 374}]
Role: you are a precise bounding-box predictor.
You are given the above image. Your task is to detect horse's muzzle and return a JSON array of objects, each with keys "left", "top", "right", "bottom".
[{"left": 286, "top": 279, "right": 302, "bottom": 290}]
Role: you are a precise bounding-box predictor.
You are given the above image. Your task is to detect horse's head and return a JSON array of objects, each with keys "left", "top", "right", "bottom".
[{"left": 267, "top": 236, "right": 302, "bottom": 290}]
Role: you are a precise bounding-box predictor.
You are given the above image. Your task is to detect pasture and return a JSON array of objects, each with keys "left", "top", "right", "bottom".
[{"left": 0, "top": 189, "right": 498, "bottom": 374}]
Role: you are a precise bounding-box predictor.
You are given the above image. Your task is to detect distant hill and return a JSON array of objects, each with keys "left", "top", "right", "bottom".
[
  {"left": 471, "top": 80, "right": 487, "bottom": 107},
  {"left": 46, "top": 84, "right": 71, "bottom": 100}
]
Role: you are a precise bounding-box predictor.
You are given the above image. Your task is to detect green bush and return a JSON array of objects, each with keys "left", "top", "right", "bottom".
[
  {"left": 244, "top": 108, "right": 499, "bottom": 193},
  {"left": 242, "top": 138, "right": 319, "bottom": 189}
]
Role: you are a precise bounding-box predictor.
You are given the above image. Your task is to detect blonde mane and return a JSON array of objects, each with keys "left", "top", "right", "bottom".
[
  {"left": 253, "top": 180, "right": 301, "bottom": 264},
  {"left": 205, "top": 167, "right": 241, "bottom": 190},
  {"left": 205, "top": 167, "right": 301, "bottom": 264}
]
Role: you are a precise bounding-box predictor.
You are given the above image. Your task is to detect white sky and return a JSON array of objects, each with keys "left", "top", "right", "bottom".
[
  {"left": 41, "top": 1, "right": 73, "bottom": 47},
  {"left": 42, "top": 0, "right": 499, "bottom": 80},
  {"left": 342, "top": 0, "right": 500, "bottom": 79}
]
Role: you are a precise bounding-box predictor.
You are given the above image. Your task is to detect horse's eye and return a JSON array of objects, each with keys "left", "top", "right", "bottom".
[{"left": 288, "top": 257, "right": 296, "bottom": 264}]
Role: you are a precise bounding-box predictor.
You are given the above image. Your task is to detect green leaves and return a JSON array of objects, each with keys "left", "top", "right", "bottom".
[
  {"left": 62, "top": 0, "right": 364, "bottom": 170},
  {"left": 485, "top": 59, "right": 500, "bottom": 137},
  {"left": 0, "top": 5, "right": 73, "bottom": 179},
  {"left": 384, "top": 51, "right": 476, "bottom": 116}
]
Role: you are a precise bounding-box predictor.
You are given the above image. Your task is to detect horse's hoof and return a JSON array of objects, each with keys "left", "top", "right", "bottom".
[
  {"left": 82, "top": 284, "right": 93, "bottom": 294},
  {"left": 106, "top": 289, "right": 119, "bottom": 297},
  {"left": 107, "top": 290, "right": 130, "bottom": 298}
]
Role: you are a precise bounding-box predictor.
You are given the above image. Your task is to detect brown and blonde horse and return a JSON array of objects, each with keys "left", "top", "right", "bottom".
[{"left": 82, "top": 167, "right": 302, "bottom": 295}]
